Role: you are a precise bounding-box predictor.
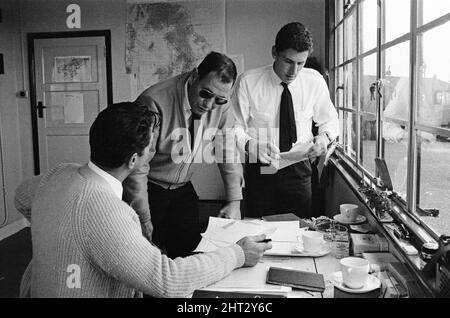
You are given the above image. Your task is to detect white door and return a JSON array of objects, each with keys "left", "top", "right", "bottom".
[{"left": 33, "top": 36, "right": 109, "bottom": 173}]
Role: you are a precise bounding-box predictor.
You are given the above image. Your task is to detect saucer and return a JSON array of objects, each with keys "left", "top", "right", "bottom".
[
  {"left": 294, "top": 244, "right": 331, "bottom": 257},
  {"left": 330, "top": 271, "right": 381, "bottom": 293},
  {"left": 333, "top": 214, "right": 367, "bottom": 225}
]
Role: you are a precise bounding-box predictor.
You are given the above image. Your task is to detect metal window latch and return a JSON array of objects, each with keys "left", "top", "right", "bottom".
[
  {"left": 370, "top": 80, "right": 384, "bottom": 101},
  {"left": 422, "top": 208, "right": 440, "bottom": 217},
  {"left": 370, "top": 83, "right": 376, "bottom": 100}
]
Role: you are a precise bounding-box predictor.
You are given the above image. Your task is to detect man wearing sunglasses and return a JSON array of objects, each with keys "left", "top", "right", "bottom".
[
  {"left": 123, "top": 52, "right": 243, "bottom": 258},
  {"left": 232, "top": 22, "right": 339, "bottom": 219}
]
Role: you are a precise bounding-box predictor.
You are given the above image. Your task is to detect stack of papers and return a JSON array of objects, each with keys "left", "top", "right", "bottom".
[
  {"left": 194, "top": 217, "right": 306, "bottom": 257},
  {"left": 200, "top": 262, "right": 292, "bottom": 295}
]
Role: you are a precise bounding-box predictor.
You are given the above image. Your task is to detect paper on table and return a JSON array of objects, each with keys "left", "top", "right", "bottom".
[
  {"left": 202, "top": 262, "right": 292, "bottom": 294},
  {"left": 195, "top": 217, "right": 275, "bottom": 252},
  {"left": 201, "top": 218, "right": 273, "bottom": 244},
  {"left": 271, "top": 141, "right": 314, "bottom": 170},
  {"left": 266, "top": 221, "right": 301, "bottom": 242}
]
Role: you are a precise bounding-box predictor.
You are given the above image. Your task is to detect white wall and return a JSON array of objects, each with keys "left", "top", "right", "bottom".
[
  {"left": 0, "top": 0, "right": 29, "bottom": 225},
  {"left": 0, "top": 0, "right": 326, "bottom": 225}
]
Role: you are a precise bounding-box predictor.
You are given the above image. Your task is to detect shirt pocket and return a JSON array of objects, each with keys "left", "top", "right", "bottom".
[{"left": 294, "top": 109, "right": 313, "bottom": 126}]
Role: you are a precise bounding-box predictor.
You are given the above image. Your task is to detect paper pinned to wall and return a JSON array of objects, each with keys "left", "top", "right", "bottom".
[
  {"left": 53, "top": 56, "right": 92, "bottom": 83},
  {"left": 64, "top": 93, "right": 84, "bottom": 124},
  {"left": 50, "top": 93, "right": 65, "bottom": 121}
]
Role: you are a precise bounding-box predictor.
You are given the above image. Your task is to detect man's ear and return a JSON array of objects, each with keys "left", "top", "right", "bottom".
[
  {"left": 272, "top": 46, "right": 278, "bottom": 59},
  {"left": 127, "top": 153, "right": 139, "bottom": 170}
]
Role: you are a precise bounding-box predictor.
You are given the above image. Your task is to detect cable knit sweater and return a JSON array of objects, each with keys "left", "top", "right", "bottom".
[{"left": 15, "top": 163, "right": 244, "bottom": 298}]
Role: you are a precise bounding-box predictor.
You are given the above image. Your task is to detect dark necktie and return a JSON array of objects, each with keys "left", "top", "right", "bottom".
[
  {"left": 189, "top": 113, "right": 201, "bottom": 150},
  {"left": 279, "top": 82, "right": 297, "bottom": 152}
]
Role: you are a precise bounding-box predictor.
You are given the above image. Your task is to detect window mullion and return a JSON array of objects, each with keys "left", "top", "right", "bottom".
[
  {"left": 407, "top": 0, "right": 418, "bottom": 213},
  {"left": 376, "top": 0, "right": 383, "bottom": 162},
  {"left": 356, "top": 0, "right": 361, "bottom": 165}
]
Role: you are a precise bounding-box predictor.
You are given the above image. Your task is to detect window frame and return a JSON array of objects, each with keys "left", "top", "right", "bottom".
[
  {"left": 327, "top": 0, "right": 450, "bottom": 296},
  {"left": 329, "top": 0, "right": 450, "bottom": 238}
]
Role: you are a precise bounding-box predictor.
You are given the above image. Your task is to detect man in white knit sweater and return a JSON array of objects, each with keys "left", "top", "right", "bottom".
[{"left": 15, "top": 102, "right": 271, "bottom": 298}]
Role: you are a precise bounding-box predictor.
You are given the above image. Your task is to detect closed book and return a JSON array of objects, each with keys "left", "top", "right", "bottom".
[
  {"left": 351, "top": 234, "right": 389, "bottom": 254},
  {"left": 362, "top": 252, "right": 398, "bottom": 271},
  {"left": 266, "top": 267, "right": 325, "bottom": 292},
  {"left": 262, "top": 213, "right": 300, "bottom": 222}
]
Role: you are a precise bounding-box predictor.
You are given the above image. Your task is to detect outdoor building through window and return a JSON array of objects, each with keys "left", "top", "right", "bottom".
[{"left": 330, "top": 0, "right": 450, "bottom": 237}]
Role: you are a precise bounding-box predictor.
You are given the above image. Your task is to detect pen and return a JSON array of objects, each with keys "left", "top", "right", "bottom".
[{"left": 258, "top": 239, "right": 272, "bottom": 243}]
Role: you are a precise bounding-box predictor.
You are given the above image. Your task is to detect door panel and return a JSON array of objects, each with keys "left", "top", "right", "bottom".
[{"left": 34, "top": 36, "right": 107, "bottom": 173}]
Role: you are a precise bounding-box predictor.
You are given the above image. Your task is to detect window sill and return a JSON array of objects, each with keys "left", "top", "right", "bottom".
[{"left": 329, "top": 153, "right": 437, "bottom": 297}]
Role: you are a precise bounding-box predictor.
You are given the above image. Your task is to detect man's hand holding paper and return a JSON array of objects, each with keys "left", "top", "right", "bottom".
[
  {"left": 307, "top": 133, "right": 329, "bottom": 159},
  {"left": 270, "top": 140, "right": 314, "bottom": 170}
]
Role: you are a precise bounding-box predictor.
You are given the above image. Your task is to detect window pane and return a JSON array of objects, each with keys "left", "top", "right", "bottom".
[
  {"left": 336, "top": 24, "right": 344, "bottom": 65},
  {"left": 382, "top": 41, "right": 410, "bottom": 124},
  {"left": 384, "top": 0, "right": 410, "bottom": 43},
  {"left": 344, "top": 10, "right": 357, "bottom": 60},
  {"left": 342, "top": 111, "right": 357, "bottom": 160},
  {"left": 420, "top": 0, "right": 450, "bottom": 26},
  {"left": 336, "top": 0, "right": 344, "bottom": 25},
  {"left": 360, "top": 0, "right": 377, "bottom": 53},
  {"left": 361, "top": 53, "right": 377, "bottom": 113},
  {"left": 336, "top": 66, "right": 344, "bottom": 107},
  {"left": 344, "top": 62, "right": 357, "bottom": 109},
  {"left": 418, "top": 22, "right": 450, "bottom": 128},
  {"left": 383, "top": 134, "right": 408, "bottom": 200},
  {"left": 360, "top": 114, "right": 377, "bottom": 175},
  {"left": 417, "top": 131, "right": 450, "bottom": 236}
]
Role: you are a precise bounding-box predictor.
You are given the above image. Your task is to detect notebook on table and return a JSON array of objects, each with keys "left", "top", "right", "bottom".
[{"left": 266, "top": 267, "right": 326, "bottom": 293}]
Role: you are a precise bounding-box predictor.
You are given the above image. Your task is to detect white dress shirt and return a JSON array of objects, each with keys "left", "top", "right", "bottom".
[
  {"left": 88, "top": 161, "right": 123, "bottom": 200},
  {"left": 232, "top": 65, "right": 339, "bottom": 152}
]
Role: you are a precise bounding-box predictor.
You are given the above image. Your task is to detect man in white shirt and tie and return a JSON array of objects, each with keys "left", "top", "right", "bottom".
[{"left": 232, "top": 22, "right": 339, "bottom": 218}]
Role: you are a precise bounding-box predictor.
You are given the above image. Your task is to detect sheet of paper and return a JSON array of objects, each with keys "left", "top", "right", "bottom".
[
  {"left": 202, "top": 262, "right": 291, "bottom": 293},
  {"left": 64, "top": 93, "right": 84, "bottom": 124},
  {"left": 265, "top": 221, "right": 301, "bottom": 242},
  {"left": 272, "top": 141, "right": 314, "bottom": 170},
  {"left": 194, "top": 218, "right": 302, "bottom": 255},
  {"left": 201, "top": 219, "right": 274, "bottom": 244}
]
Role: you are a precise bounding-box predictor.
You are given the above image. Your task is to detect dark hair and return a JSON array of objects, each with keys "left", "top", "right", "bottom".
[
  {"left": 304, "top": 56, "right": 323, "bottom": 75},
  {"left": 89, "top": 101, "right": 159, "bottom": 169},
  {"left": 275, "top": 22, "right": 314, "bottom": 54},
  {"left": 197, "top": 51, "right": 237, "bottom": 84}
]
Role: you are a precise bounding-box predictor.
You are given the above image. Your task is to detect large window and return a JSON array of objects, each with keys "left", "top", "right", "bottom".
[{"left": 331, "top": 0, "right": 450, "bottom": 237}]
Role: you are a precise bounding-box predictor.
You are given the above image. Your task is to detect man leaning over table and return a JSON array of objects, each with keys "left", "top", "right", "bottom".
[
  {"left": 123, "top": 52, "right": 245, "bottom": 258},
  {"left": 16, "top": 102, "right": 271, "bottom": 298},
  {"left": 232, "top": 22, "right": 339, "bottom": 219}
]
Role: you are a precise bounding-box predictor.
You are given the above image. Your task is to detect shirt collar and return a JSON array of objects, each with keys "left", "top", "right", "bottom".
[
  {"left": 183, "top": 72, "right": 193, "bottom": 113},
  {"left": 87, "top": 161, "right": 123, "bottom": 200},
  {"left": 269, "top": 64, "right": 301, "bottom": 89}
]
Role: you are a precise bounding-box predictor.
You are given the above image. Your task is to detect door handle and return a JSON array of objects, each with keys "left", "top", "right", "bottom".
[{"left": 37, "top": 101, "right": 47, "bottom": 118}]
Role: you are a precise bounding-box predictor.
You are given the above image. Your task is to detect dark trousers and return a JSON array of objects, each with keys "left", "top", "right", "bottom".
[
  {"left": 244, "top": 160, "right": 312, "bottom": 218},
  {"left": 148, "top": 181, "right": 201, "bottom": 258}
]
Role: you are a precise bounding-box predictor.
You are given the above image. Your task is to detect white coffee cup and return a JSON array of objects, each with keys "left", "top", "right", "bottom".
[
  {"left": 340, "top": 204, "right": 359, "bottom": 222},
  {"left": 340, "top": 257, "right": 370, "bottom": 289},
  {"left": 302, "top": 231, "right": 324, "bottom": 253}
]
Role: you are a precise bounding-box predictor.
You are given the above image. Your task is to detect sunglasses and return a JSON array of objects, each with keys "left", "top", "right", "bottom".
[{"left": 198, "top": 89, "right": 228, "bottom": 105}]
